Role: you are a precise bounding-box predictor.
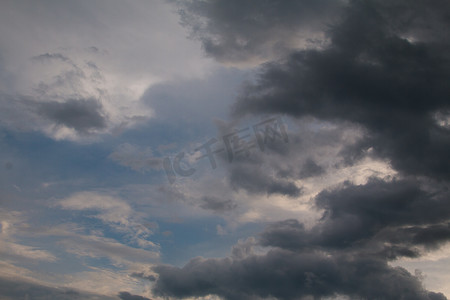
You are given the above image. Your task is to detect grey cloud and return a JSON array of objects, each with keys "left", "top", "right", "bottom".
[
  {"left": 366, "top": 0, "right": 450, "bottom": 43},
  {"left": 230, "top": 237, "right": 257, "bottom": 260},
  {"left": 109, "top": 143, "right": 162, "bottom": 173},
  {"left": 32, "top": 52, "right": 70, "bottom": 63},
  {"left": 314, "top": 179, "right": 450, "bottom": 238},
  {"left": 0, "top": 93, "right": 108, "bottom": 137},
  {"left": 298, "top": 158, "right": 325, "bottom": 179},
  {"left": 199, "top": 196, "right": 237, "bottom": 213},
  {"left": 260, "top": 178, "right": 450, "bottom": 257},
  {"left": 118, "top": 291, "right": 152, "bottom": 300},
  {"left": 229, "top": 162, "right": 302, "bottom": 197},
  {"left": 208, "top": 122, "right": 303, "bottom": 197},
  {"left": 219, "top": 120, "right": 361, "bottom": 197},
  {"left": 259, "top": 219, "right": 310, "bottom": 252},
  {"left": 174, "top": 0, "right": 344, "bottom": 63},
  {"left": 38, "top": 98, "right": 107, "bottom": 133},
  {"left": 0, "top": 50, "right": 109, "bottom": 137}
]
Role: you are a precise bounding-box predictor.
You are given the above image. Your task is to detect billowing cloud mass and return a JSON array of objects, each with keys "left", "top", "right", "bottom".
[
  {"left": 153, "top": 178, "right": 450, "bottom": 299},
  {"left": 154, "top": 251, "right": 447, "bottom": 300},
  {"left": 151, "top": 0, "right": 450, "bottom": 299},
  {"left": 175, "top": 0, "right": 344, "bottom": 64},
  {"left": 232, "top": 0, "right": 450, "bottom": 180}
]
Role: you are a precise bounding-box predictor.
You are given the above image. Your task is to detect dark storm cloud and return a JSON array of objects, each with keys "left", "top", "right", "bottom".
[
  {"left": 153, "top": 0, "right": 450, "bottom": 299},
  {"left": 153, "top": 179, "right": 450, "bottom": 299},
  {"left": 260, "top": 178, "right": 450, "bottom": 257},
  {"left": 174, "top": 0, "right": 344, "bottom": 63},
  {"left": 118, "top": 291, "right": 152, "bottom": 300},
  {"left": 314, "top": 179, "right": 450, "bottom": 246},
  {"left": 232, "top": 0, "right": 450, "bottom": 180},
  {"left": 153, "top": 248, "right": 447, "bottom": 300},
  {"left": 38, "top": 98, "right": 107, "bottom": 133}
]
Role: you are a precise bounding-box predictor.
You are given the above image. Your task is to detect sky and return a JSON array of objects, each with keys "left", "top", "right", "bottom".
[{"left": 0, "top": 0, "right": 449, "bottom": 299}]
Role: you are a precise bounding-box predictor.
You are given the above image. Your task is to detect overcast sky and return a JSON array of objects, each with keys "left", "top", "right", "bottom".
[{"left": 1, "top": 0, "right": 450, "bottom": 299}]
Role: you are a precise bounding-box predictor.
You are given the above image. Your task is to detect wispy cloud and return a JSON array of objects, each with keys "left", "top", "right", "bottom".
[{"left": 58, "top": 191, "right": 159, "bottom": 249}]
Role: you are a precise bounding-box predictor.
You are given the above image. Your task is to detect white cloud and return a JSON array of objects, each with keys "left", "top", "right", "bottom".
[
  {"left": 0, "top": 0, "right": 216, "bottom": 141},
  {"left": 0, "top": 241, "right": 58, "bottom": 262},
  {"left": 63, "top": 267, "right": 153, "bottom": 298},
  {"left": 58, "top": 191, "right": 159, "bottom": 250},
  {"left": 0, "top": 209, "right": 58, "bottom": 262},
  {"left": 59, "top": 192, "right": 133, "bottom": 225},
  {"left": 59, "top": 234, "right": 159, "bottom": 265}
]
